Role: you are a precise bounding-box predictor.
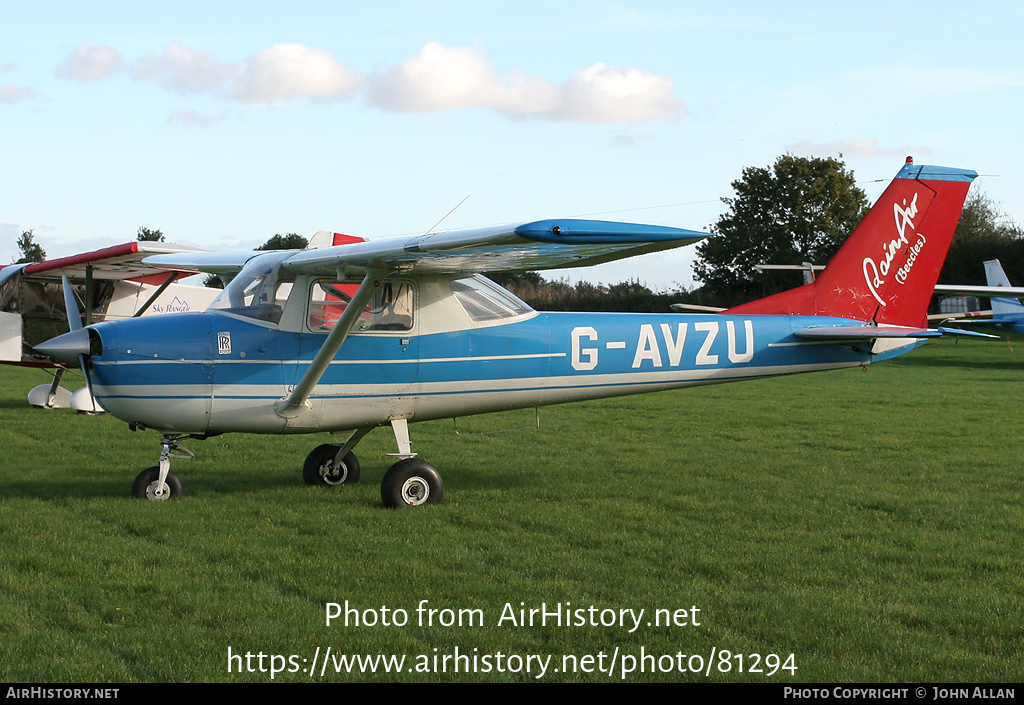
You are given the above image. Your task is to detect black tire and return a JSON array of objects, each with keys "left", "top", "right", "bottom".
[
  {"left": 380, "top": 458, "right": 443, "bottom": 508},
  {"left": 303, "top": 444, "right": 361, "bottom": 486},
  {"left": 131, "top": 466, "right": 183, "bottom": 500}
]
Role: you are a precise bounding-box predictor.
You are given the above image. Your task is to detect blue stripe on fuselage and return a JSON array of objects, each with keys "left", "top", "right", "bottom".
[{"left": 88, "top": 311, "right": 877, "bottom": 399}]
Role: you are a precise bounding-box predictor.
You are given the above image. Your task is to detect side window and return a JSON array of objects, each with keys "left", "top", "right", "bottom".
[
  {"left": 309, "top": 280, "right": 414, "bottom": 332},
  {"left": 450, "top": 276, "right": 532, "bottom": 321}
]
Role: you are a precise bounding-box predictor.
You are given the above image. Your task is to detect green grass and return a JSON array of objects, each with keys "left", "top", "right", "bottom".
[{"left": 0, "top": 335, "right": 1021, "bottom": 682}]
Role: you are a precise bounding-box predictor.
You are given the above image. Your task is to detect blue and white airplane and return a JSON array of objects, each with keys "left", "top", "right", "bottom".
[
  {"left": 35, "top": 159, "right": 990, "bottom": 506},
  {"left": 934, "top": 259, "right": 1024, "bottom": 334}
]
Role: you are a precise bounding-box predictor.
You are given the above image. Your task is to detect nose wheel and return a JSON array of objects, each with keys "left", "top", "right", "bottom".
[{"left": 132, "top": 434, "right": 194, "bottom": 500}]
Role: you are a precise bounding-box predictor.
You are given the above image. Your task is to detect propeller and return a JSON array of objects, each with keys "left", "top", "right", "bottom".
[{"left": 32, "top": 275, "right": 101, "bottom": 413}]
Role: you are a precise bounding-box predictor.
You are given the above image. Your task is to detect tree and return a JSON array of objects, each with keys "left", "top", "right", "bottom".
[
  {"left": 938, "top": 189, "right": 1024, "bottom": 286},
  {"left": 257, "top": 233, "right": 308, "bottom": 250},
  {"left": 693, "top": 155, "right": 869, "bottom": 306},
  {"left": 137, "top": 226, "right": 164, "bottom": 242},
  {"left": 15, "top": 229, "right": 46, "bottom": 263}
]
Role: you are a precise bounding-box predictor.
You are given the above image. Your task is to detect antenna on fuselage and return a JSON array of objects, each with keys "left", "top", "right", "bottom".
[{"left": 424, "top": 195, "right": 471, "bottom": 236}]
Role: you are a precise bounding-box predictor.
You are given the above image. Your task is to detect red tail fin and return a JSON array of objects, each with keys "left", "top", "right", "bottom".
[{"left": 726, "top": 159, "right": 977, "bottom": 327}]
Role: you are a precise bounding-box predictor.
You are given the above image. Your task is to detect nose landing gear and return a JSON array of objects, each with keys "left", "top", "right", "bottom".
[{"left": 132, "top": 434, "right": 193, "bottom": 500}]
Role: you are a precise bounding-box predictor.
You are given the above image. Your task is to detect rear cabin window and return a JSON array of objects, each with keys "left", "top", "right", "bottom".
[{"left": 450, "top": 276, "right": 532, "bottom": 321}]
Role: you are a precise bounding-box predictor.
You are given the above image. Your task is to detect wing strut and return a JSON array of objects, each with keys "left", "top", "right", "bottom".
[
  {"left": 133, "top": 271, "right": 181, "bottom": 317},
  {"left": 274, "top": 268, "right": 387, "bottom": 419}
]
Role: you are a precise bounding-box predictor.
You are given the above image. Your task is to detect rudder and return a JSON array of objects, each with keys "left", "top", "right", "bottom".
[{"left": 983, "top": 259, "right": 1024, "bottom": 317}]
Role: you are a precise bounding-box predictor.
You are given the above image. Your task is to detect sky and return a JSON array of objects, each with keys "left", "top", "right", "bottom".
[{"left": 3, "top": 1, "right": 1023, "bottom": 290}]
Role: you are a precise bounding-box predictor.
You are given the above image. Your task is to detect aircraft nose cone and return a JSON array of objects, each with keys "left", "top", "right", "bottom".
[{"left": 33, "top": 328, "right": 93, "bottom": 366}]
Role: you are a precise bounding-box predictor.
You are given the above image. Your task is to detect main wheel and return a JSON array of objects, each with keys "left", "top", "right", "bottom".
[
  {"left": 303, "top": 444, "right": 361, "bottom": 486},
  {"left": 131, "top": 466, "right": 183, "bottom": 500},
  {"left": 380, "top": 458, "right": 443, "bottom": 508}
]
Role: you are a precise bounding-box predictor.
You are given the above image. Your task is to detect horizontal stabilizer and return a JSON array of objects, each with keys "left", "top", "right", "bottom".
[
  {"left": 794, "top": 325, "right": 997, "bottom": 341},
  {"left": 670, "top": 303, "right": 726, "bottom": 313},
  {"left": 795, "top": 326, "right": 942, "bottom": 340},
  {"left": 936, "top": 327, "right": 1001, "bottom": 339}
]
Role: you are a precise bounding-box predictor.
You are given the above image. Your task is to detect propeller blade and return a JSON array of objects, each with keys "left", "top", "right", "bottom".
[
  {"left": 78, "top": 353, "right": 99, "bottom": 413},
  {"left": 62, "top": 274, "right": 83, "bottom": 332},
  {"left": 42, "top": 277, "right": 100, "bottom": 411}
]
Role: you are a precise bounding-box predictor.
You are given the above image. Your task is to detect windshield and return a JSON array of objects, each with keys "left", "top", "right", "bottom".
[{"left": 208, "top": 252, "right": 294, "bottom": 324}]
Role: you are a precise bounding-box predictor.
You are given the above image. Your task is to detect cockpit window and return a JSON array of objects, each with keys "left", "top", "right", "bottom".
[
  {"left": 309, "top": 280, "right": 414, "bottom": 332},
  {"left": 450, "top": 276, "right": 533, "bottom": 321},
  {"left": 208, "top": 252, "right": 293, "bottom": 325}
]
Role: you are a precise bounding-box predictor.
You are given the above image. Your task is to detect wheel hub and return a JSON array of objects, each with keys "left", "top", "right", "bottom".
[
  {"left": 400, "top": 477, "right": 430, "bottom": 505},
  {"left": 322, "top": 459, "right": 349, "bottom": 486},
  {"left": 146, "top": 481, "right": 171, "bottom": 500}
]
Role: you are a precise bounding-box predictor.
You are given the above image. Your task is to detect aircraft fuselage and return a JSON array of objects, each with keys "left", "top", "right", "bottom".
[{"left": 86, "top": 301, "right": 906, "bottom": 436}]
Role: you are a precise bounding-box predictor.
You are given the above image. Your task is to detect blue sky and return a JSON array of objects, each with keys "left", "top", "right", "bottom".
[{"left": 3, "top": 1, "right": 1023, "bottom": 288}]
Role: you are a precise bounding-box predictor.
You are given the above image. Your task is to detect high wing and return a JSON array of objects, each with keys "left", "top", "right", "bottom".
[
  {"left": 0, "top": 241, "right": 208, "bottom": 283},
  {"left": 143, "top": 220, "right": 711, "bottom": 278}
]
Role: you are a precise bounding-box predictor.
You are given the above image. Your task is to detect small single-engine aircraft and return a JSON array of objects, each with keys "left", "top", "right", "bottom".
[
  {"left": 934, "top": 259, "right": 1024, "bottom": 334},
  {"left": 34, "top": 158, "right": 991, "bottom": 507},
  {"left": 0, "top": 241, "right": 219, "bottom": 410}
]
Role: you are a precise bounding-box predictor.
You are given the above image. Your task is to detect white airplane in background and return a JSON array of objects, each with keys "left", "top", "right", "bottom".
[{"left": 0, "top": 241, "right": 219, "bottom": 410}]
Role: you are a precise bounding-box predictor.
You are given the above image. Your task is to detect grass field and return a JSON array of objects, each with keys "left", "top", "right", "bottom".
[{"left": 0, "top": 335, "right": 1021, "bottom": 682}]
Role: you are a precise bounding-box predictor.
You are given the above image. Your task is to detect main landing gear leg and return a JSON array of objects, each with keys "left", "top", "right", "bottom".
[
  {"left": 302, "top": 427, "right": 370, "bottom": 486},
  {"left": 132, "top": 434, "right": 191, "bottom": 500},
  {"left": 380, "top": 418, "right": 443, "bottom": 509}
]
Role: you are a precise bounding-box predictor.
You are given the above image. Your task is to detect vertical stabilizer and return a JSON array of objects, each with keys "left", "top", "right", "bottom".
[
  {"left": 726, "top": 159, "right": 977, "bottom": 327},
  {"left": 984, "top": 259, "right": 1024, "bottom": 316}
]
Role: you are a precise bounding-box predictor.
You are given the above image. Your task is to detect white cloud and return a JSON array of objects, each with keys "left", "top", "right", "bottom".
[
  {"left": 234, "top": 43, "right": 360, "bottom": 103},
  {"left": 554, "top": 63, "right": 684, "bottom": 123},
  {"left": 0, "top": 84, "right": 37, "bottom": 103},
  {"left": 133, "top": 42, "right": 233, "bottom": 94},
  {"left": 789, "top": 138, "right": 932, "bottom": 159},
  {"left": 367, "top": 42, "right": 558, "bottom": 115},
  {"left": 367, "top": 42, "right": 683, "bottom": 124},
  {"left": 131, "top": 42, "right": 359, "bottom": 104},
  {"left": 102, "top": 40, "right": 684, "bottom": 123},
  {"left": 56, "top": 43, "right": 123, "bottom": 83}
]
